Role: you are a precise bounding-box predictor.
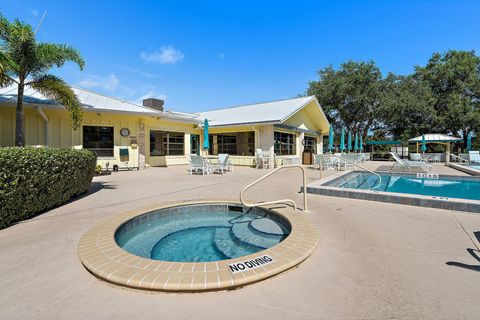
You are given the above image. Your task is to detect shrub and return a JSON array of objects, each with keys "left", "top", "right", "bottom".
[{"left": 0, "top": 147, "right": 96, "bottom": 229}]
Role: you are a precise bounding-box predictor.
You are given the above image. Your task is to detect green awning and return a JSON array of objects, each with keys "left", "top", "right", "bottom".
[{"left": 366, "top": 140, "right": 402, "bottom": 145}]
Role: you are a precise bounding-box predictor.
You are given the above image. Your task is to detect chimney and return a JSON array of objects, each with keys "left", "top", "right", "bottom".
[{"left": 143, "top": 98, "right": 164, "bottom": 112}]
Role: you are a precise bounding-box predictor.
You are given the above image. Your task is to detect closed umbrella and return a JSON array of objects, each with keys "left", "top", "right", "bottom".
[
  {"left": 354, "top": 133, "right": 359, "bottom": 152},
  {"left": 359, "top": 135, "right": 363, "bottom": 152},
  {"left": 203, "top": 119, "right": 210, "bottom": 151},
  {"left": 340, "top": 128, "right": 346, "bottom": 152},
  {"left": 467, "top": 132, "right": 472, "bottom": 151},
  {"left": 421, "top": 134, "right": 427, "bottom": 153},
  {"left": 347, "top": 131, "right": 352, "bottom": 152},
  {"left": 328, "top": 126, "right": 334, "bottom": 153}
]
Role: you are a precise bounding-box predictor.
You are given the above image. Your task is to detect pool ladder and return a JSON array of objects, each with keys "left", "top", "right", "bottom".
[{"left": 240, "top": 165, "right": 308, "bottom": 212}]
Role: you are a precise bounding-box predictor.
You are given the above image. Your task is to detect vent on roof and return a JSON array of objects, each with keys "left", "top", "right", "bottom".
[{"left": 143, "top": 98, "right": 164, "bottom": 112}]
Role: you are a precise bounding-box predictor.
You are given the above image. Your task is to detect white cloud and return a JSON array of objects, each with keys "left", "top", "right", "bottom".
[
  {"left": 78, "top": 74, "right": 119, "bottom": 91},
  {"left": 140, "top": 46, "right": 185, "bottom": 64}
]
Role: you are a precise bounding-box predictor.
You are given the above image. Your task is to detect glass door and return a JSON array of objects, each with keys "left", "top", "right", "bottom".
[{"left": 190, "top": 134, "right": 200, "bottom": 155}]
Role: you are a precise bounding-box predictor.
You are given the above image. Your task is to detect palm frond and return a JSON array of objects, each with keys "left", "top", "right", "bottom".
[
  {"left": 36, "top": 43, "right": 85, "bottom": 71},
  {"left": 29, "top": 74, "right": 83, "bottom": 129},
  {"left": 0, "top": 51, "right": 17, "bottom": 87}
]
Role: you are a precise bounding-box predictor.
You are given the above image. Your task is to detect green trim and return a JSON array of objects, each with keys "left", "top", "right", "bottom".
[{"left": 366, "top": 140, "right": 402, "bottom": 145}]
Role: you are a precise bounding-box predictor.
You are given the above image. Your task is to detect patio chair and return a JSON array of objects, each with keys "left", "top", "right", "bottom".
[
  {"left": 469, "top": 151, "right": 480, "bottom": 164},
  {"left": 218, "top": 153, "right": 233, "bottom": 172},
  {"left": 410, "top": 153, "right": 424, "bottom": 161},
  {"left": 313, "top": 154, "right": 321, "bottom": 170},
  {"left": 336, "top": 154, "right": 356, "bottom": 171},
  {"left": 255, "top": 149, "right": 271, "bottom": 169},
  {"left": 389, "top": 152, "right": 432, "bottom": 172},
  {"left": 213, "top": 154, "right": 231, "bottom": 175},
  {"left": 319, "top": 154, "right": 336, "bottom": 170},
  {"left": 189, "top": 154, "right": 210, "bottom": 175}
]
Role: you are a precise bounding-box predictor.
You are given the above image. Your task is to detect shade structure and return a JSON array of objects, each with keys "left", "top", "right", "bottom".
[
  {"left": 203, "top": 119, "right": 210, "bottom": 150},
  {"left": 354, "top": 133, "right": 359, "bottom": 152},
  {"left": 340, "top": 128, "right": 346, "bottom": 152},
  {"left": 359, "top": 135, "right": 363, "bottom": 152},
  {"left": 408, "top": 134, "right": 461, "bottom": 143},
  {"left": 467, "top": 132, "right": 472, "bottom": 151},
  {"left": 421, "top": 134, "right": 427, "bottom": 152},
  {"left": 347, "top": 131, "right": 352, "bottom": 152},
  {"left": 328, "top": 126, "right": 334, "bottom": 152}
]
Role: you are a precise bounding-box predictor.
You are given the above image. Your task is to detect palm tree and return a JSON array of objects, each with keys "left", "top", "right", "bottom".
[{"left": 0, "top": 14, "right": 85, "bottom": 146}]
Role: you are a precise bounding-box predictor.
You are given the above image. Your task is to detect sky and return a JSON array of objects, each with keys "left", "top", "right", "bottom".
[{"left": 1, "top": 0, "right": 479, "bottom": 113}]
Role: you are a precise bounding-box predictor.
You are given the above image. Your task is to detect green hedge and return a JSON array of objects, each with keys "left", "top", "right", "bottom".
[{"left": 0, "top": 147, "right": 96, "bottom": 229}]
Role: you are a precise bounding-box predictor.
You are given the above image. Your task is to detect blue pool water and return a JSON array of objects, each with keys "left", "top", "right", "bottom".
[
  {"left": 325, "top": 172, "right": 480, "bottom": 200},
  {"left": 115, "top": 204, "right": 290, "bottom": 262}
]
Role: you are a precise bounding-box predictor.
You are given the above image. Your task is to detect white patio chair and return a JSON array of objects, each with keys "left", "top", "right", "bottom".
[
  {"left": 213, "top": 154, "right": 231, "bottom": 175},
  {"left": 218, "top": 153, "right": 233, "bottom": 172},
  {"left": 469, "top": 151, "right": 480, "bottom": 164},
  {"left": 255, "top": 149, "right": 271, "bottom": 169},
  {"left": 189, "top": 154, "right": 210, "bottom": 175},
  {"left": 389, "top": 152, "right": 432, "bottom": 172}
]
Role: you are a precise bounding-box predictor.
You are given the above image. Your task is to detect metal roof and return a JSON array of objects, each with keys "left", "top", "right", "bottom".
[
  {"left": 198, "top": 95, "right": 324, "bottom": 127},
  {"left": 408, "top": 134, "right": 462, "bottom": 143},
  {"left": 0, "top": 84, "right": 201, "bottom": 123}
]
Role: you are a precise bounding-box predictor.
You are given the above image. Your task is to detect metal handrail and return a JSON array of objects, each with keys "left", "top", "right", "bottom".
[
  {"left": 240, "top": 165, "right": 307, "bottom": 212},
  {"left": 326, "top": 154, "right": 382, "bottom": 190},
  {"left": 450, "top": 153, "right": 469, "bottom": 163}
]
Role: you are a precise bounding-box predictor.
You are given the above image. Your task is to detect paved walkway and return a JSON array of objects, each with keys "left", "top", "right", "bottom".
[{"left": 1, "top": 162, "right": 479, "bottom": 319}]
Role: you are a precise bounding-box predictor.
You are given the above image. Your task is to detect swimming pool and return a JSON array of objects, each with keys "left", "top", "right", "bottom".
[
  {"left": 324, "top": 172, "right": 480, "bottom": 200},
  {"left": 115, "top": 204, "right": 290, "bottom": 262}
]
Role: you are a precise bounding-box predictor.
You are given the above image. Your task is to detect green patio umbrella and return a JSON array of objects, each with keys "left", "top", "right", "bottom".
[
  {"left": 467, "top": 132, "right": 472, "bottom": 151},
  {"left": 354, "top": 132, "right": 359, "bottom": 152},
  {"left": 328, "top": 126, "right": 334, "bottom": 153},
  {"left": 359, "top": 135, "right": 363, "bottom": 152},
  {"left": 347, "top": 131, "right": 352, "bottom": 152},
  {"left": 421, "top": 134, "right": 427, "bottom": 153},
  {"left": 203, "top": 119, "right": 210, "bottom": 150},
  {"left": 340, "top": 128, "right": 346, "bottom": 152}
]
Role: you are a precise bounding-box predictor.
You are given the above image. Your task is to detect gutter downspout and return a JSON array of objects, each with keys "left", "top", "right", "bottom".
[{"left": 36, "top": 106, "right": 49, "bottom": 146}]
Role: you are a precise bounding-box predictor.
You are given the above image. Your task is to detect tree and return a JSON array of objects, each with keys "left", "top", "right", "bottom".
[
  {"left": 414, "top": 50, "right": 480, "bottom": 147},
  {"left": 379, "top": 74, "right": 436, "bottom": 140},
  {"left": 307, "top": 60, "right": 383, "bottom": 140},
  {"left": 0, "top": 14, "right": 85, "bottom": 146}
]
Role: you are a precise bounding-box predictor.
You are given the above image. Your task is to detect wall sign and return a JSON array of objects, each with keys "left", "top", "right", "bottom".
[
  {"left": 120, "top": 128, "right": 130, "bottom": 137},
  {"left": 228, "top": 255, "right": 274, "bottom": 273}
]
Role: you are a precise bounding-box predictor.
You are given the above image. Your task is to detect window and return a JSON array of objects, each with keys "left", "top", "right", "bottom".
[
  {"left": 150, "top": 131, "right": 185, "bottom": 156},
  {"left": 304, "top": 136, "right": 317, "bottom": 153},
  {"left": 208, "top": 132, "right": 255, "bottom": 156},
  {"left": 83, "top": 126, "right": 114, "bottom": 157},
  {"left": 274, "top": 131, "right": 296, "bottom": 155}
]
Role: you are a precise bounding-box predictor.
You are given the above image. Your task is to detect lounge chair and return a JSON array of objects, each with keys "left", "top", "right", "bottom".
[
  {"left": 469, "top": 151, "right": 480, "bottom": 164},
  {"left": 189, "top": 154, "right": 210, "bottom": 175},
  {"left": 389, "top": 152, "right": 432, "bottom": 172}
]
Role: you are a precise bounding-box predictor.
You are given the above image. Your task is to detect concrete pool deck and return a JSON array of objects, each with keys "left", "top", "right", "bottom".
[{"left": 1, "top": 162, "right": 480, "bottom": 319}]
